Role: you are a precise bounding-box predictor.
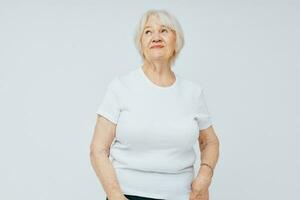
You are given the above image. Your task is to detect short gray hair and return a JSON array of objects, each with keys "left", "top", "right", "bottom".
[{"left": 134, "top": 9, "right": 185, "bottom": 66}]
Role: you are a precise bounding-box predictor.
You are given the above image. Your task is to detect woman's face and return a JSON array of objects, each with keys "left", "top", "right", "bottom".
[{"left": 141, "top": 15, "right": 176, "bottom": 63}]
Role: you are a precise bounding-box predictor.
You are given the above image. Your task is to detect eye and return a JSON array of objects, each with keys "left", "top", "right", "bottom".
[
  {"left": 145, "top": 30, "right": 151, "bottom": 34},
  {"left": 161, "top": 28, "right": 168, "bottom": 33}
]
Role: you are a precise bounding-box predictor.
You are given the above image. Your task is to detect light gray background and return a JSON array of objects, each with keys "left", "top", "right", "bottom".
[{"left": 0, "top": 0, "right": 299, "bottom": 199}]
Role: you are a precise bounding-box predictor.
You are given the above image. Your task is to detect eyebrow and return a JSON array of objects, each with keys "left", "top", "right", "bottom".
[{"left": 144, "top": 25, "right": 168, "bottom": 29}]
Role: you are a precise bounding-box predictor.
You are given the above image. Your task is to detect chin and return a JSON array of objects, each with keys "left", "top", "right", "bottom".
[
  {"left": 150, "top": 55, "right": 165, "bottom": 59},
  {"left": 150, "top": 52, "right": 166, "bottom": 57}
]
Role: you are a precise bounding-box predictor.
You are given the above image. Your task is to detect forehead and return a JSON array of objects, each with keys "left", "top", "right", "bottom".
[{"left": 144, "top": 15, "right": 169, "bottom": 28}]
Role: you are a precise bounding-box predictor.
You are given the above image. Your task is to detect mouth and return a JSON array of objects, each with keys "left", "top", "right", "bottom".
[{"left": 150, "top": 45, "right": 164, "bottom": 49}]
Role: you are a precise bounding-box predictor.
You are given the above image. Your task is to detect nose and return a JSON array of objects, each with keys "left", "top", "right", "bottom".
[
  {"left": 151, "top": 32, "right": 162, "bottom": 43},
  {"left": 152, "top": 37, "right": 162, "bottom": 43}
]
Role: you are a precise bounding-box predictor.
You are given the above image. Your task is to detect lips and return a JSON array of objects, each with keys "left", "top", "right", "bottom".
[{"left": 151, "top": 44, "right": 164, "bottom": 49}]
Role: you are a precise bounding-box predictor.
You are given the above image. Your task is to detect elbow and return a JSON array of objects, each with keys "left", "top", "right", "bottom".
[
  {"left": 203, "top": 136, "right": 219, "bottom": 150},
  {"left": 89, "top": 146, "right": 110, "bottom": 159},
  {"left": 213, "top": 136, "right": 220, "bottom": 145},
  {"left": 210, "top": 136, "right": 220, "bottom": 148}
]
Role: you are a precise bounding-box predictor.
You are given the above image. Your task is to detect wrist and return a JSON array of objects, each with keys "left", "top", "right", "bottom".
[
  {"left": 108, "top": 193, "right": 126, "bottom": 200},
  {"left": 198, "top": 164, "right": 213, "bottom": 179}
]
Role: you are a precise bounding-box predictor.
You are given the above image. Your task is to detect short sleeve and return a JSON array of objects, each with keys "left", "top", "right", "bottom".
[
  {"left": 96, "top": 77, "right": 121, "bottom": 124},
  {"left": 194, "top": 87, "right": 213, "bottom": 131}
]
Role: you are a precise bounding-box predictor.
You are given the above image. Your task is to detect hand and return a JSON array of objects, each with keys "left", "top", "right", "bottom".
[{"left": 189, "top": 176, "right": 212, "bottom": 200}]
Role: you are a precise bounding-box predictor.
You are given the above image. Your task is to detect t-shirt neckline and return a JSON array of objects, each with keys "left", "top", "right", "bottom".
[{"left": 138, "top": 65, "right": 178, "bottom": 90}]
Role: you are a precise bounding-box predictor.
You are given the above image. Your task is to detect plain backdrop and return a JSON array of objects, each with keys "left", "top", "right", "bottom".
[{"left": 0, "top": 0, "right": 299, "bottom": 199}]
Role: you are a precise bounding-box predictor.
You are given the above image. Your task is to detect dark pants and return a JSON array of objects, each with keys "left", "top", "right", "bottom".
[{"left": 106, "top": 194, "right": 165, "bottom": 200}]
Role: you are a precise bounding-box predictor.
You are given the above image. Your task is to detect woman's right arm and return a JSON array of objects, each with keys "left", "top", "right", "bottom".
[{"left": 90, "top": 115, "right": 128, "bottom": 200}]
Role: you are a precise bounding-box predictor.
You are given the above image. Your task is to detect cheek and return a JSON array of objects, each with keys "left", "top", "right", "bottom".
[
  {"left": 171, "top": 37, "right": 176, "bottom": 48},
  {"left": 166, "top": 36, "right": 176, "bottom": 48},
  {"left": 141, "top": 35, "right": 150, "bottom": 43},
  {"left": 167, "top": 41, "right": 176, "bottom": 53},
  {"left": 141, "top": 38, "right": 149, "bottom": 49}
]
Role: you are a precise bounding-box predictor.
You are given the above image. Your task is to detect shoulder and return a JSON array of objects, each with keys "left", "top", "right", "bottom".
[
  {"left": 176, "top": 74, "right": 204, "bottom": 95},
  {"left": 107, "top": 67, "right": 138, "bottom": 91}
]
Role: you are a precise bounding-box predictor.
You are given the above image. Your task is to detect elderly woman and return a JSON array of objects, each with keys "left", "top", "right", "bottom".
[{"left": 90, "top": 9, "right": 220, "bottom": 200}]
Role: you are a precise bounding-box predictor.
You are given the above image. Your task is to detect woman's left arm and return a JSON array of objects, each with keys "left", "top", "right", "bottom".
[
  {"left": 189, "top": 125, "right": 220, "bottom": 199},
  {"left": 197, "top": 125, "right": 220, "bottom": 179}
]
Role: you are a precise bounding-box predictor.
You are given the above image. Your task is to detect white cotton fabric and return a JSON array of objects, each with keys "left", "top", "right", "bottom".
[{"left": 96, "top": 66, "right": 213, "bottom": 200}]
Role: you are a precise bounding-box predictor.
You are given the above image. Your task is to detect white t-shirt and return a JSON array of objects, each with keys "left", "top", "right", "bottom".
[{"left": 96, "top": 66, "right": 213, "bottom": 200}]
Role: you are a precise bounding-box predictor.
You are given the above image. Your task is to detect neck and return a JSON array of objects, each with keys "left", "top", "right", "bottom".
[
  {"left": 143, "top": 59, "right": 172, "bottom": 74},
  {"left": 141, "top": 59, "right": 176, "bottom": 86}
]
